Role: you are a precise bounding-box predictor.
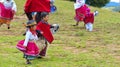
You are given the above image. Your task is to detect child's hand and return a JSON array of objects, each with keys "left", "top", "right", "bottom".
[{"left": 41, "top": 31, "right": 43, "bottom": 34}]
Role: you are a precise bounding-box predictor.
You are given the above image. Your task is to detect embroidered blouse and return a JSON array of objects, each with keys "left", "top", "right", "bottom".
[{"left": 23, "top": 30, "right": 38, "bottom": 47}]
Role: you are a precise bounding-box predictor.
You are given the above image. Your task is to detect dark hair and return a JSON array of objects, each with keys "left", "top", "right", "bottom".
[
  {"left": 26, "top": 20, "right": 36, "bottom": 28},
  {"left": 35, "top": 12, "right": 49, "bottom": 23},
  {"left": 41, "top": 12, "right": 49, "bottom": 19}
]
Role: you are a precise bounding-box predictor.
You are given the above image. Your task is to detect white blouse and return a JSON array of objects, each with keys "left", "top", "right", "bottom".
[
  {"left": 23, "top": 30, "right": 38, "bottom": 47},
  {"left": 74, "top": 0, "right": 85, "bottom": 9},
  {"left": 76, "top": 0, "right": 85, "bottom": 4},
  {"left": 3, "top": 0, "right": 17, "bottom": 12}
]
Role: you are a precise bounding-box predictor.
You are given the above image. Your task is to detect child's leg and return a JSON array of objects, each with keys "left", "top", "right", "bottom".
[
  {"left": 39, "top": 41, "right": 48, "bottom": 57},
  {"left": 88, "top": 23, "right": 93, "bottom": 31},
  {"left": 23, "top": 53, "right": 26, "bottom": 58},
  {"left": 25, "top": 12, "right": 33, "bottom": 20},
  {"left": 73, "top": 21, "right": 79, "bottom": 26},
  {"left": 25, "top": 55, "right": 31, "bottom": 64},
  {"left": 85, "top": 23, "right": 89, "bottom": 30},
  {"left": 76, "top": 21, "right": 79, "bottom": 26},
  {"left": 26, "top": 59, "right": 31, "bottom": 64},
  {"left": 6, "top": 21, "right": 10, "bottom": 29}
]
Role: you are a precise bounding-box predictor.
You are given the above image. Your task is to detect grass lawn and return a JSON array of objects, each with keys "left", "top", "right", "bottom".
[{"left": 0, "top": 0, "right": 120, "bottom": 67}]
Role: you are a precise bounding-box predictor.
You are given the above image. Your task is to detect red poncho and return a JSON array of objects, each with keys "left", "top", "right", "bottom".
[
  {"left": 84, "top": 13, "right": 94, "bottom": 24},
  {"left": 24, "top": 0, "right": 50, "bottom": 13},
  {"left": 36, "top": 21, "right": 54, "bottom": 44}
]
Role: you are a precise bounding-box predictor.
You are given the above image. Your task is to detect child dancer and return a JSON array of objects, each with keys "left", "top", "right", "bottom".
[
  {"left": 73, "top": 0, "right": 86, "bottom": 26},
  {"left": 0, "top": 0, "right": 17, "bottom": 29},
  {"left": 2, "top": 0, "right": 17, "bottom": 19},
  {"left": 36, "top": 12, "right": 54, "bottom": 58},
  {"left": 83, "top": 8, "right": 98, "bottom": 31},
  {"left": 16, "top": 20, "right": 39, "bottom": 64}
]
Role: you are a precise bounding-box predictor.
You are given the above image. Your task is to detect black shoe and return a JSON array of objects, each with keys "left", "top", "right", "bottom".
[
  {"left": 37, "top": 55, "right": 43, "bottom": 59},
  {"left": 26, "top": 60, "right": 31, "bottom": 64},
  {"left": 73, "top": 25, "right": 78, "bottom": 26},
  {"left": 26, "top": 61, "right": 31, "bottom": 64},
  {"left": 37, "top": 56, "right": 42, "bottom": 59},
  {"left": 8, "top": 27, "right": 10, "bottom": 29}
]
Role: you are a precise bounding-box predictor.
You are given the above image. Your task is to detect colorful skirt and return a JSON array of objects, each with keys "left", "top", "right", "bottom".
[
  {"left": 0, "top": 3, "right": 14, "bottom": 19},
  {"left": 16, "top": 40, "right": 40, "bottom": 56},
  {"left": 74, "top": 4, "right": 88, "bottom": 22},
  {"left": 0, "top": 3, "right": 5, "bottom": 18},
  {"left": 36, "top": 37, "right": 48, "bottom": 56}
]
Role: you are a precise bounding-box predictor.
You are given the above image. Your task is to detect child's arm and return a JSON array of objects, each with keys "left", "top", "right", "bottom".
[
  {"left": 12, "top": 1, "right": 17, "bottom": 13},
  {"left": 23, "top": 31, "right": 30, "bottom": 47},
  {"left": 36, "top": 30, "right": 43, "bottom": 37}
]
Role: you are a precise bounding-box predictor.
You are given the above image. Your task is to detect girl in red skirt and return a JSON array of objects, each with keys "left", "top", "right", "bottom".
[
  {"left": 73, "top": 0, "right": 86, "bottom": 26},
  {"left": 16, "top": 20, "right": 39, "bottom": 64},
  {"left": 0, "top": 0, "right": 17, "bottom": 19}
]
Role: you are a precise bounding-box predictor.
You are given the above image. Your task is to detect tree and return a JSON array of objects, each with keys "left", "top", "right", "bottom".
[
  {"left": 86, "top": 0, "right": 110, "bottom": 7},
  {"left": 69, "top": 0, "right": 76, "bottom": 2}
]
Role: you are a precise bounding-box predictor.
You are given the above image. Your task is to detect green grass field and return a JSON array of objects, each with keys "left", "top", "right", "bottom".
[{"left": 0, "top": 0, "right": 120, "bottom": 67}]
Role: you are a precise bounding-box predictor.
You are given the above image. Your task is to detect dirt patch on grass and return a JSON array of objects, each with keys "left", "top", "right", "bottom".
[
  {"left": 106, "top": 44, "right": 120, "bottom": 60},
  {"left": 64, "top": 46, "right": 89, "bottom": 54},
  {"left": 14, "top": 15, "right": 27, "bottom": 19},
  {"left": 0, "top": 16, "right": 26, "bottom": 36}
]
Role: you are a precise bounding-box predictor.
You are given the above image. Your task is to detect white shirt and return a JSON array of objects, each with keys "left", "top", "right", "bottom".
[
  {"left": 3, "top": 0, "right": 17, "bottom": 12},
  {"left": 23, "top": 30, "right": 38, "bottom": 47},
  {"left": 74, "top": 0, "right": 85, "bottom": 9}
]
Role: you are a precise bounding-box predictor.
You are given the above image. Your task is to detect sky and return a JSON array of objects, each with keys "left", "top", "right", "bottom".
[{"left": 111, "top": 0, "right": 120, "bottom": 2}]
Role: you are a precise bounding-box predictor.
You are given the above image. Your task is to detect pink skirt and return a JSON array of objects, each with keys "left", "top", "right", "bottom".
[
  {"left": 0, "top": 3, "right": 5, "bottom": 18},
  {"left": 74, "top": 4, "right": 88, "bottom": 22},
  {"left": 16, "top": 40, "right": 40, "bottom": 56},
  {"left": 0, "top": 3, "right": 14, "bottom": 19}
]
